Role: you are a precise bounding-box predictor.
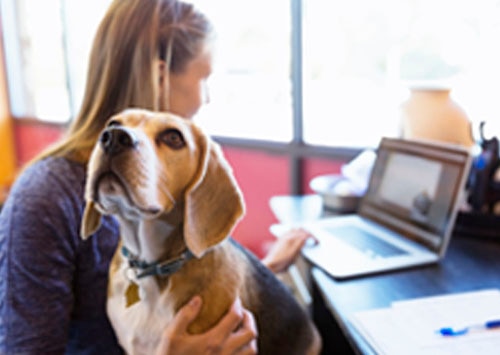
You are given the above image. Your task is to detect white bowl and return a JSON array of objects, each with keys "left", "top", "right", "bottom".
[{"left": 309, "top": 174, "right": 361, "bottom": 213}]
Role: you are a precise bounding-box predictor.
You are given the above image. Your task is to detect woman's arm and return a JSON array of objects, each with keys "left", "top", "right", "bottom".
[
  {"left": 0, "top": 159, "right": 120, "bottom": 354},
  {"left": 0, "top": 168, "right": 78, "bottom": 354},
  {"left": 261, "top": 228, "right": 316, "bottom": 274}
]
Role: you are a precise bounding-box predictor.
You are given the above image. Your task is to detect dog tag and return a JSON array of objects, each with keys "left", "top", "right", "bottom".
[{"left": 125, "top": 281, "right": 140, "bottom": 307}]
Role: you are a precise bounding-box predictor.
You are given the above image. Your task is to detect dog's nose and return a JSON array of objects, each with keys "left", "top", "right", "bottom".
[{"left": 100, "top": 127, "right": 138, "bottom": 155}]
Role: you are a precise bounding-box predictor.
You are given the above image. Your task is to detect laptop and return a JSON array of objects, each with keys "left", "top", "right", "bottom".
[{"left": 291, "top": 138, "right": 471, "bottom": 279}]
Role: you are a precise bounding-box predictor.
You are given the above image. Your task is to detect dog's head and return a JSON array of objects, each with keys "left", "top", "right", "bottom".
[{"left": 81, "top": 108, "right": 245, "bottom": 257}]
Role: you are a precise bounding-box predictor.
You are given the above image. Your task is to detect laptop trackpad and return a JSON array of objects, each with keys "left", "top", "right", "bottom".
[{"left": 323, "top": 225, "right": 408, "bottom": 258}]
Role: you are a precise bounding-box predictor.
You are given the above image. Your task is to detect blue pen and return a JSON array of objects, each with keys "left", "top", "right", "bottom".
[{"left": 438, "top": 319, "right": 500, "bottom": 336}]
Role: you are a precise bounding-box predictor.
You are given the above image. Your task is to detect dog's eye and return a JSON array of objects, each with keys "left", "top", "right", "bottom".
[
  {"left": 107, "top": 120, "right": 122, "bottom": 127},
  {"left": 159, "top": 129, "right": 185, "bottom": 149}
]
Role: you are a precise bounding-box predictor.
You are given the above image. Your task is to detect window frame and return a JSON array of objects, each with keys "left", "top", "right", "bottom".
[{"left": 216, "top": 0, "right": 360, "bottom": 194}]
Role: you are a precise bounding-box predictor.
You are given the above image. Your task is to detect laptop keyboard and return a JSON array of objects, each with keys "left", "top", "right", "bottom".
[{"left": 325, "top": 225, "right": 408, "bottom": 258}]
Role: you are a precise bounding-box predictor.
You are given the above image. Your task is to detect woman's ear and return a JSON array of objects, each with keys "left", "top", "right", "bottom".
[{"left": 183, "top": 132, "right": 246, "bottom": 258}]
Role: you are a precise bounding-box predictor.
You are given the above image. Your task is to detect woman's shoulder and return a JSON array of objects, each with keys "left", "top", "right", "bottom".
[
  {"left": 13, "top": 157, "right": 85, "bottom": 196},
  {"left": 0, "top": 156, "right": 98, "bottom": 250},
  {"left": 5, "top": 156, "right": 86, "bottom": 216},
  {"left": 21, "top": 156, "right": 85, "bottom": 182}
]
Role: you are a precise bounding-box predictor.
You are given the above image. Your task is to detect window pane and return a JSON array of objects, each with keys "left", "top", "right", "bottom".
[
  {"left": 192, "top": 0, "right": 293, "bottom": 142},
  {"left": 2, "top": 0, "right": 70, "bottom": 122},
  {"left": 303, "top": 0, "right": 500, "bottom": 148},
  {"left": 1, "top": 0, "right": 110, "bottom": 123}
]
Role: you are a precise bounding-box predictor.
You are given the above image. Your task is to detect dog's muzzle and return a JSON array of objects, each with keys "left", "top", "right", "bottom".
[{"left": 100, "top": 126, "right": 138, "bottom": 155}]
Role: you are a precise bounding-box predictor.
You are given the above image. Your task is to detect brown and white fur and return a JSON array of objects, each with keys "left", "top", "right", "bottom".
[{"left": 81, "top": 108, "right": 321, "bottom": 355}]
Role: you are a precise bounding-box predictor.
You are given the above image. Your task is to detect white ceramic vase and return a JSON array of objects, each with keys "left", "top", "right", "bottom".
[{"left": 400, "top": 87, "right": 475, "bottom": 148}]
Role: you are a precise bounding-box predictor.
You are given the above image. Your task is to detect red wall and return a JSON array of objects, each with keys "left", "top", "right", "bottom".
[
  {"left": 13, "top": 121, "right": 64, "bottom": 166},
  {"left": 223, "top": 151, "right": 346, "bottom": 257},
  {"left": 222, "top": 147, "right": 290, "bottom": 258}
]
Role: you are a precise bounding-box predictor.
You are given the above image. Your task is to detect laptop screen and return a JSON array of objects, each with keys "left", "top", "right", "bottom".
[{"left": 359, "top": 138, "right": 472, "bottom": 252}]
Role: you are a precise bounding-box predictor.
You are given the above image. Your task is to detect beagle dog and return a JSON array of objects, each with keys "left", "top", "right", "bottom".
[{"left": 81, "top": 109, "right": 321, "bottom": 355}]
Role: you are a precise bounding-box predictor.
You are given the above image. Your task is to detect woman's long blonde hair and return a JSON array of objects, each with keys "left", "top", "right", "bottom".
[{"left": 34, "top": 0, "right": 212, "bottom": 164}]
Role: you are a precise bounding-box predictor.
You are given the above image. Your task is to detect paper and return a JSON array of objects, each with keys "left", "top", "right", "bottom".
[{"left": 350, "top": 289, "right": 500, "bottom": 355}]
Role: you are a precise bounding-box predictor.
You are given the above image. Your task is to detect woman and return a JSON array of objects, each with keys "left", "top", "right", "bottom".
[{"left": 0, "top": 0, "right": 312, "bottom": 354}]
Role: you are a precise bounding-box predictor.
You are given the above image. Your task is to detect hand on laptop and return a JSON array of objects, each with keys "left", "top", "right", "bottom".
[{"left": 262, "top": 228, "right": 318, "bottom": 274}]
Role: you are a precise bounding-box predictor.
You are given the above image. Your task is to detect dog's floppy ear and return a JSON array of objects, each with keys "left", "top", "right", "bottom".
[
  {"left": 184, "top": 132, "right": 245, "bottom": 258},
  {"left": 81, "top": 201, "right": 102, "bottom": 240}
]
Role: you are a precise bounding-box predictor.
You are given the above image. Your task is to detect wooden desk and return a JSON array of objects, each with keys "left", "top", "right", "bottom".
[
  {"left": 313, "top": 235, "right": 500, "bottom": 354},
  {"left": 270, "top": 195, "right": 500, "bottom": 354}
]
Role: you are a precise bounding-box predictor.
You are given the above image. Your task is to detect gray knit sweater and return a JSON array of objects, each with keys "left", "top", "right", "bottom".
[{"left": 0, "top": 157, "right": 122, "bottom": 354}]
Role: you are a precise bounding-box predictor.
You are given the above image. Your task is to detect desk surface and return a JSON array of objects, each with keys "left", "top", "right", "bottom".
[
  {"left": 313, "top": 235, "right": 500, "bottom": 354},
  {"left": 270, "top": 195, "right": 500, "bottom": 355}
]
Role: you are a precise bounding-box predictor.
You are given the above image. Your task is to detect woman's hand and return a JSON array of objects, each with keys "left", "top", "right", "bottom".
[
  {"left": 156, "top": 296, "right": 257, "bottom": 355},
  {"left": 261, "top": 228, "right": 317, "bottom": 274}
]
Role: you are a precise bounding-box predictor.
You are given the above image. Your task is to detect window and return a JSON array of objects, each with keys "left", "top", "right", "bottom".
[
  {"left": 0, "top": 0, "right": 110, "bottom": 122},
  {"left": 192, "top": 1, "right": 293, "bottom": 142},
  {"left": 302, "top": 0, "right": 500, "bottom": 147},
  {"left": 2, "top": 0, "right": 500, "bottom": 146},
  {"left": 2, "top": 0, "right": 70, "bottom": 122}
]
